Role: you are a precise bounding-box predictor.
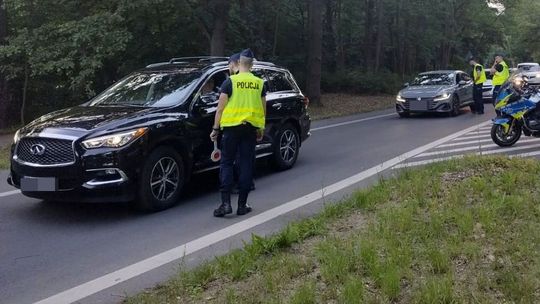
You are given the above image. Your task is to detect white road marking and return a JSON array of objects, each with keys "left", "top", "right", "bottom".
[
  {"left": 395, "top": 142, "right": 540, "bottom": 169},
  {"left": 311, "top": 113, "right": 396, "bottom": 131},
  {"left": 437, "top": 138, "right": 495, "bottom": 148},
  {"left": 415, "top": 138, "right": 540, "bottom": 158},
  {"left": 33, "top": 120, "right": 491, "bottom": 304},
  {"left": 452, "top": 134, "right": 492, "bottom": 141},
  {"left": 511, "top": 150, "right": 540, "bottom": 158},
  {"left": 462, "top": 130, "right": 491, "bottom": 135},
  {"left": 0, "top": 189, "right": 21, "bottom": 198}
]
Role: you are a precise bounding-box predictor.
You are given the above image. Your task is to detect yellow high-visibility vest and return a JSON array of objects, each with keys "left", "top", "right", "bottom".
[
  {"left": 492, "top": 61, "right": 509, "bottom": 86},
  {"left": 220, "top": 72, "right": 265, "bottom": 129},
  {"left": 473, "top": 64, "right": 486, "bottom": 85}
]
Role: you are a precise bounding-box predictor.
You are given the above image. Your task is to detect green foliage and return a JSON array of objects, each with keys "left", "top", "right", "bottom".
[
  {"left": 1, "top": 0, "right": 539, "bottom": 122},
  {"left": 322, "top": 70, "right": 404, "bottom": 94}
]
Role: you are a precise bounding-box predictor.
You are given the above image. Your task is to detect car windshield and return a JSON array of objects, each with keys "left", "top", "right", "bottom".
[
  {"left": 87, "top": 69, "right": 202, "bottom": 107},
  {"left": 410, "top": 73, "right": 454, "bottom": 86},
  {"left": 518, "top": 65, "right": 539, "bottom": 72}
]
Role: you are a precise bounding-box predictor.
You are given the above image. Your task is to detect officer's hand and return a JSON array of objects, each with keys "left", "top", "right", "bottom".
[
  {"left": 210, "top": 130, "right": 219, "bottom": 142},
  {"left": 256, "top": 129, "right": 264, "bottom": 142}
]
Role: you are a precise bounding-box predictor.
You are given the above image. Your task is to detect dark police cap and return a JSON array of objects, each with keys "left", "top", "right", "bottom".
[
  {"left": 228, "top": 53, "right": 240, "bottom": 63},
  {"left": 494, "top": 52, "right": 505, "bottom": 57},
  {"left": 240, "top": 48, "right": 255, "bottom": 59}
]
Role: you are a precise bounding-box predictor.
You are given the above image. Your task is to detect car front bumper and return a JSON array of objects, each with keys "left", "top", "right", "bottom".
[
  {"left": 7, "top": 138, "right": 146, "bottom": 203},
  {"left": 395, "top": 98, "right": 453, "bottom": 114}
]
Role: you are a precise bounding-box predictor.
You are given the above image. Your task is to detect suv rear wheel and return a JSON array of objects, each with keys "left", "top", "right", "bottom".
[
  {"left": 272, "top": 123, "right": 300, "bottom": 170},
  {"left": 137, "top": 147, "right": 185, "bottom": 211}
]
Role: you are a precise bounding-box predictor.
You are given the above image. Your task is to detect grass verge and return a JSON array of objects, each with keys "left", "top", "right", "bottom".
[
  {"left": 125, "top": 155, "right": 540, "bottom": 303},
  {"left": 0, "top": 145, "right": 10, "bottom": 170},
  {"left": 309, "top": 94, "right": 395, "bottom": 120}
]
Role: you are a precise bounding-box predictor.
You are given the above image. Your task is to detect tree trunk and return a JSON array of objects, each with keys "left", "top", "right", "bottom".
[
  {"left": 364, "top": 0, "right": 375, "bottom": 70},
  {"left": 306, "top": 0, "right": 323, "bottom": 106},
  {"left": 335, "top": 0, "right": 345, "bottom": 71},
  {"left": 374, "top": 0, "right": 384, "bottom": 72},
  {"left": 0, "top": 0, "right": 10, "bottom": 128},
  {"left": 272, "top": 0, "right": 280, "bottom": 57},
  {"left": 21, "top": 64, "right": 29, "bottom": 126},
  {"left": 323, "top": 0, "right": 336, "bottom": 71},
  {"left": 209, "top": 0, "right": 231, "bottom": 56}
]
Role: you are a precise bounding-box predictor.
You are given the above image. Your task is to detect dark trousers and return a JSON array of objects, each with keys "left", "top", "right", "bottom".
[
  {"left": 492, "top": 85, "right": 502, "bottom": 106},
  {"left": 220, "top": 124, "right": 256, "bottom": 204},
  {"left": 473, "top": 85, "right": 484, "bottom": 113}
]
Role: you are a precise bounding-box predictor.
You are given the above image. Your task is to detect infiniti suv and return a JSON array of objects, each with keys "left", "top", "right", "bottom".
[{"left": 8, "top": 57, "right": 311, "bottom": 211}]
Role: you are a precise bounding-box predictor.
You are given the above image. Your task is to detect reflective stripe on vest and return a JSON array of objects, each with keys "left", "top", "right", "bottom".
[
  {"left": 492, "top": 61, "right": 509, "bottom": 86},
  {"left": 220, "top": 72, "right": 265, "bottom": 129},
  {"left": 473, "top": 64, "right": 486, "bottom": 85}
]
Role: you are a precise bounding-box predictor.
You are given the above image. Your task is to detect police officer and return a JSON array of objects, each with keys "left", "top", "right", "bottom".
[
  {"left": 210, "top": 49, "right": 267, "bottom": 217},
  {"left": 225, "top": 52, "right": 256, "bottom": 193},
  {"left": 490, "top": 53, "right": 510, "bottom": 105},
  {"left": 228, "top": 52, "right": 240, "bottom": 75},
  {"left": 468, "top": 57, "right": 486, "bottom": 114}
]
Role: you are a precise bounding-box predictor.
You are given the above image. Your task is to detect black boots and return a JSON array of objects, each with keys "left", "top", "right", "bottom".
[
  {"left": 237, "top": 192, "right": 252, "bottom": 216},
  {"left": 214, "top": 192, "right": 233, "bottom": 217},
  {"left": 237, "top": 202, "right": 252, "bottom": 216},
  {"left": 214, "top": 191, "right": 252, "bottom": 217}
]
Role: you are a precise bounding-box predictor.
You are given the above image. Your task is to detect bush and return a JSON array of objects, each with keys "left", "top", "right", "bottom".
[{"left": 322, "top": 70, "right": 406, "bottom": 95}]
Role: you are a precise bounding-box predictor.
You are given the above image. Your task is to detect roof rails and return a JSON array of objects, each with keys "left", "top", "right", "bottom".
[
  {"left": 168, "top": 56, "right": 229, "bottom": 64},
  {"left": 253, "top": 60, "right": 276, "bottom": 67},
  {"left": 145, "top": 62, "right": 170, "bottom": 68}
]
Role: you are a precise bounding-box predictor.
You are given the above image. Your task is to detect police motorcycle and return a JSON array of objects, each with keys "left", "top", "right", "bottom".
[{"left": 491, "top": 75, "right": 540, "bottom": 147}]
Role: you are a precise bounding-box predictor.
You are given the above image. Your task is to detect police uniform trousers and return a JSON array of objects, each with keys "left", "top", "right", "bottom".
[
  {"left": 492, "top": 85, "right": 502, "bottom": 106},
  {"left": 220, "top": 123, "right": 257, "bottom": 204},
  {"left": 473, "top": 84, "right": 484, "bottom": 114}
]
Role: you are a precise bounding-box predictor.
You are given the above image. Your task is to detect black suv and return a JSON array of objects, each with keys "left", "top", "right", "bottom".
[{"left": 7, "top": 57, "right": 311, "bottom": 211}]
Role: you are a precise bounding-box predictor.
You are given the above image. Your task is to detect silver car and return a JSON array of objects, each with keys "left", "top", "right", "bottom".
[
  {"left": 517, "top": 62, "right": 540, "bottom": 86},
  {"left": 396, "top": 70, "right": 474, "bottom": 117}
]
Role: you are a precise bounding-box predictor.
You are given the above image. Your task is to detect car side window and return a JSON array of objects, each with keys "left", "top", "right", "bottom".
[
  {"left": 266, "top": 70, "right": 295, "bottom": 93},
  {"left": 251, "top": 68, "right": 270, "bottom": 92},
  {"left": 198, "top": 70, "right": 228, "bottom": 104}
]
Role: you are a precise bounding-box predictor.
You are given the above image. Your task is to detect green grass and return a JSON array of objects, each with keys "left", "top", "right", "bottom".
[
  {"left": 125, "top": 156, "right": 540, "bottom": 303},
  {"left": 0, "top": 146, "right": 10, "bottom": 170}
]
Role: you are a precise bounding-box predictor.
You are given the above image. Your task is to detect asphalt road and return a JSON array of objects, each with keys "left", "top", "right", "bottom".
[{"left": 0, "top": 107, "right": 497, "bottom": 304}]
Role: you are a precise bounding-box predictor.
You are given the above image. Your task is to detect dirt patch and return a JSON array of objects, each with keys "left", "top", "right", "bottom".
[{"left": 309, "top": 94, "right": 395, "bottom": 120}]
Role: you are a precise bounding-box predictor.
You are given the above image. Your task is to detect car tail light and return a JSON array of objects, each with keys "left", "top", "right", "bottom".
[{"left": 302, "top": 96, "right": 310, "bottom": 109}]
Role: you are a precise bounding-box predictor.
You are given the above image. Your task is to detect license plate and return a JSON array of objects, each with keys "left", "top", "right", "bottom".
[
  {"left": 21, "top": 177, "right": 58, "bottom": 192},
  {"left": 410, "top": 100, "right": 428, "bottom": 111}
]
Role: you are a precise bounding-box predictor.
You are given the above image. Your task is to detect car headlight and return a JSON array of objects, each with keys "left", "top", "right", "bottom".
[
  {"left": 13, "top": 130, "right": 21, "bottom": 144},
  {"left": 82, "top": 128, "right": 148, "bottom": 149},
  {"left": 434, "top": 93, "right": 451, "bottom": 101},
  {"left": 396, "top": 94, "right": 405, "bottom": 102}
]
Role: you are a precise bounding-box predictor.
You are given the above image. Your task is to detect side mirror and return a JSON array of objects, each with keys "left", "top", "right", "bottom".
[
  {"left": 403, "top": 82, "right": 409, "bottom": 87},
  {"left": 459, "top": 80, "right": 467, "bottom": 86}
]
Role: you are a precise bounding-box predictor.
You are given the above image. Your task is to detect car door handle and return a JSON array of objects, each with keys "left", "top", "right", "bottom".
[{"left": 272, "top": 103, "right": 282, "bottom": 109}]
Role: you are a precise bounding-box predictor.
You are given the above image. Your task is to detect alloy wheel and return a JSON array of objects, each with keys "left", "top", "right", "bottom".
[
  {"left": 150, "top": 157, "right": 180, "bottom": 201},
  {"left": 279, "top": 130, "right": 298, "bottom": 163}
]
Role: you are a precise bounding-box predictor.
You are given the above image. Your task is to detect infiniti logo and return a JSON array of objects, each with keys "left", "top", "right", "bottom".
[{"left": 30, "top": 144, "right": 46, "bottom": 156}]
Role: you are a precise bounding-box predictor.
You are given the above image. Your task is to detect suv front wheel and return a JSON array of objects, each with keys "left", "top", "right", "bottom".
[
  {"left": 272, "top": 123, "right": 300, "bottom": 171},
  {"left": 137, "top": 147, "right": 185, "bottom": 211}
]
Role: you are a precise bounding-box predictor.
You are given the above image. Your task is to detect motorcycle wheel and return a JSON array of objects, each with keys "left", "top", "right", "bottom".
[{"left": 491, "top": 122, "right": 522, "bottom": 147}]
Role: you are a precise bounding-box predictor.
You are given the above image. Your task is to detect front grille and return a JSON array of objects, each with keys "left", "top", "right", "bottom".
[
  {"left": 405, "top": 98, "right": 436, "bottom": 110},
  {"left": 16, "top": 137, "right": 75, "bottom": 165}
]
